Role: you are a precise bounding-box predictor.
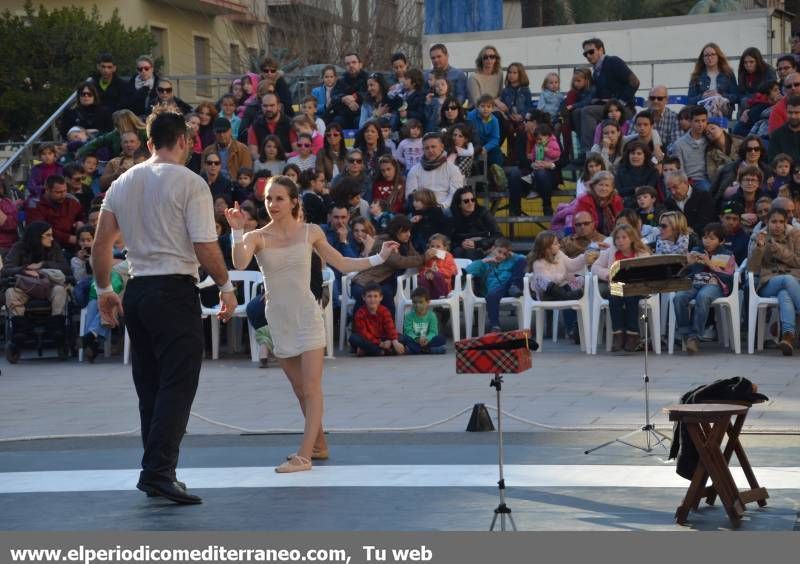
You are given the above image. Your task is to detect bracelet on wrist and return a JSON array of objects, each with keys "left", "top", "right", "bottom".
[
  {"left": 368, "top": 254, "right": 385, "bottom": 267},
  {"left": 218, "top": 280, "right": 235, "bottom": 293},
  {"left": 231, "top": 229, "right": 244, "bottom": 244},
  {"left": 96, "top": 284, "right": 114, "bottom": 295}
]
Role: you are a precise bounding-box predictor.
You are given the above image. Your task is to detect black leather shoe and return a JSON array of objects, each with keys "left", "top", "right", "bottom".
[
  {"left": 143, "top": 480, "right": 187, "bottom": 497},
  {"left": 137, "top": 480, "right": 201, "bottom": 504}
]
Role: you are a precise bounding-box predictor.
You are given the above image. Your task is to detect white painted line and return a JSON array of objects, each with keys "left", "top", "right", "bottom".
[{"left": 0, "top": 465, "right": 798, "bottom": 494}]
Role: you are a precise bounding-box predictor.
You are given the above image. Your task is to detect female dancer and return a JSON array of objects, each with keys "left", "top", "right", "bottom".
[{"left": 225, "top": 176, "right": 399, "bottom": 473}]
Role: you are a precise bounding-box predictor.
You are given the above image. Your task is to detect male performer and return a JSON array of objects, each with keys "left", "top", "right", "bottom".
[{"left": 93, "top": 109, "right": 237, "bottom": 505}]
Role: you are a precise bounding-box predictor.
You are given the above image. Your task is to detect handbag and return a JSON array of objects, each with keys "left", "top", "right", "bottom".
[
  {"left": 455, "top": 329, "right": 534, "bottom": 374},
  {"left": 14, "top": 274, "right": 51, "bottom": 300}
]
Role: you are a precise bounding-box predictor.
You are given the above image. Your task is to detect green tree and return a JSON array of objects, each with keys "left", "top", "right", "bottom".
[{"left": 0, "top": 1, "right": 155, "bottom": 140}]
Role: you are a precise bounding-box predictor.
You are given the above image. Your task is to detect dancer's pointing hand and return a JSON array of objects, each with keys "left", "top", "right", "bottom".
[
  {"left": 224, "top": 201, "right": 246, "bottom": 230},
  {"left": 379, "top": 240, "right": 400, "bottom": 260}
]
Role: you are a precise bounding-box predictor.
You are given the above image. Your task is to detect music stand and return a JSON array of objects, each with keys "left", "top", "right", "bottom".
[
  {"left": 585, "top": 255, "right": 691, "bottom": 455},
  {"left": 455, "top": 331, "right": 533, "bottom": 531}
]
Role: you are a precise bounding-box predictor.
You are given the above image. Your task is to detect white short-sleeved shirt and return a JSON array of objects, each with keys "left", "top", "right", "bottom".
[{"left": 101, "top": 160, "right": 217, "bottom": 279}]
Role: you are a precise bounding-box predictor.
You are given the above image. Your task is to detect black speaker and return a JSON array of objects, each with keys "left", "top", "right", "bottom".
[{"left": 466, "top": 403, "right": 495, "bottom": 432}]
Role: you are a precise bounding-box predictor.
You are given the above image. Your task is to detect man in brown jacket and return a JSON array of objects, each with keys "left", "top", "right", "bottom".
[{"left": 202, "top": 117, "right": 252, "bottom": 180}]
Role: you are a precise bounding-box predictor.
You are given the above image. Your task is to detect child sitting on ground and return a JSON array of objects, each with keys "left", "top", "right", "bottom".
[
  {"left": 417, "top": 233, "right": 457, "bottom": 299},
  {"left": 400, "top": 287, "right": 447, "bottom": 355},
  {"left": 466, "top": 238, "right": 526, "bottom": 333},
  {"left": 672, "top": 222, "right": 736, "bottom": 355},
  {"left": 349, "top": 283, "right": 406, "bottom": 356}
]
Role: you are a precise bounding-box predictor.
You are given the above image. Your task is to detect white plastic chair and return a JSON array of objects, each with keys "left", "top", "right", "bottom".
[
  {"left": 589, "top": 273, "right": 612, "bottom": 355},
  {"left": 338, "top": 272, "right": 357, "bottom": 351},
  {"left": 588, "top": 276, "right": 662, "bottom": 355},
  {"left": 395, "top": 261, "right": 465, "bottom": 340},
  {"left": 667, "top": 262, "right": 744, "bottom": 354},
  {"left": 747, "top": 270, "right": 781, "bottom": 354},
  {"left": 462, "top": 272, "right": 525, "bottom": 338},
  {"left": 523, "top": 272, "right": 592, "bottom": 354},
  {"left": 321, "top": 267, "right": 335, "bottom": 359},
  {"left": 199, "top": 271, "right": 262, "bottom": 361}
]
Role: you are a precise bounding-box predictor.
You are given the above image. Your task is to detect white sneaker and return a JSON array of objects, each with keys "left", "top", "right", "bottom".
[
  {"left": 521, "top": 173, "right": 533, "bottom": 184},
  {"left": 700, "top": 325, "right": 717, "bottom": 342}
]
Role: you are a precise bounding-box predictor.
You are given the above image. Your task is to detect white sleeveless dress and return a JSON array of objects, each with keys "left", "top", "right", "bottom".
[{"left": 255, "top": 224, "right": 326, "bottom": 358}]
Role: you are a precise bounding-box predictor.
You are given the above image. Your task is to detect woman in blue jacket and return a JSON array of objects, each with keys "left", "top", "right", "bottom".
[{"left": 688, "top": 43, "right": 738, "bottom": 117}]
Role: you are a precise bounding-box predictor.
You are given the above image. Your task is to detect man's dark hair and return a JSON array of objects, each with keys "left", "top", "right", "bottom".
[
  {"left": 787, "top": 95, "right": 800, "bottom": 108},
  {"left": 343, "top": 52, "right": 361, "bottom": 62},
  {"left": 582, "top": 38, "right": 604, "bottom": 51},
  {"left": 678, "top": 105, "right": 696, "bottom": 121},
  {"left": 146, "top": 109, "right": 188, "bottom": 150},
  {"left": 662, "top": 155, "right": 681, "bottom": 169},
  {"left": 422, "top": 131, "right": 444, "bottom": 144},
  {"left": 494, "top": 237, "right": 512, "bottom": 249},
  {"left": 689, "top": 106, "right": 708, "bottom": 119},
  {"left": 97, "top": 52, "right": 114, "bottom": 64},
  {"left": 758, "top": 80, "right": 780, "bottom": 96},
  {"left": 45, "top": 175, "right": 66, "bottom": 190},
  {"left": 63, "top": 162, "right": 85, "bottom": 179},
  {"left": 635, "top": 109, "right": 654, "bottom": 125},
  {"left": 777, "top": 54, "right": 797, "bottom": 69},
  {"left": 391, "top": 52, "right": 408, "bottom": 63},
  {"left": 702, "top": 222, "right": 725, "bottom": 241},
  {"left": 429, "top": 43, "right": 448, "bottom": 55},
  {"left": 634, "top": 185, "right": 658, "bottom": 199}
]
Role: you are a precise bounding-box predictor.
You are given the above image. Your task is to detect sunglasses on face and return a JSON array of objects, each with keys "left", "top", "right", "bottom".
[
  {"left": 348, "top": 158, "right": 363, "bottom": 164},
  {"left": 205, "top": 160, "right": 221, "bottom": 165},
  {"left": 746, "top": 146, "right": 761, "bottom": 152},
  {"left": 296, "top": 143, "right": 311, "bottom": 148},
  {"left": 137, "top": 66, "right": 151, "bottom": 72},
  {"left": 788, "top": 82, "right": 800, "bottom": 88},
  {"left": 482, "top": 54, "right": 497, "bottom": 60},
  {"left": 583, "top": 48, "right": 596, "bottom": 57},
  {"left": 262, "top": 68, "right": 277, "bottom": 74},
  {"left": 648, "top": 96, "right": 666, "bottom": 101},
  {"left": 446, "top": 106, "right": 460, "bottom": 111},
  {"left": 326, "top": 131, "right": 341, "bottom": 136},
  {"left": 461, "top": 198, "right": 475, "bottom": 204},
  {"left": 157, "top": 87, "right": 172, "bottom": 93},
  {"left": 80, "top": 91, "right": 93, "bottom": 97}
]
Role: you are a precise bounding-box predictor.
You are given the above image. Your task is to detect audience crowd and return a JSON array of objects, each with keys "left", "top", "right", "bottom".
[{"left": 6, "top": 33, "right": 800, "bottom": 362}]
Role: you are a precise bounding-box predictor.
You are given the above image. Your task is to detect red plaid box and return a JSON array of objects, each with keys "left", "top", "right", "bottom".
[{"left": 455, "top": 330, "right": 532, "bottom": 374}]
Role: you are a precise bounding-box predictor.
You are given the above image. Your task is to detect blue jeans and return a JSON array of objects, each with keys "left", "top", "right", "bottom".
[
  {"left": 690, "top": 178, "right": 711, "bottom": 192},
  {"left": 348, "top": 333, "right": 385, "bottom": 356},
  {"left": 610, "top": 295, "right": 640, "bottom": 333},
  {"left": 246, "top": 293, "right": 267, "bottom": 330},
  {"left": 484, "top": 260, "right": 526, "bottom": 328},
  {"left": 83, "top": 299, "right": 110, "bottom": 341},
  {"left": 759, "top": 275, "right": 800, "bottom": 334},
  {"left": 673, "top": 284, "right": 723, "bottom": 338},
  {"left": 509, "top": 168, "right": 555, "bottom": 213},
  {"left": 399, "top": 334, "right": 446, "bottom": 354}
]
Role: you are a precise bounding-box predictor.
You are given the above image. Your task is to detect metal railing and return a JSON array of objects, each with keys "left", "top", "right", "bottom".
[{"left": 0, "top": 91, "right": 77, "bottom": 183}]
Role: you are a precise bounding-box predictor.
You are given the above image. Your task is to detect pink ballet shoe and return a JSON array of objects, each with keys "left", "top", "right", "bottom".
[{"left": 275, "top": 455, "right": 311, "bottom": 473}]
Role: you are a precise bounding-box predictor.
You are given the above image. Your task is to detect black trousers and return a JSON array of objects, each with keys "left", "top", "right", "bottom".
[{"left": 123, "top": 275, "right": 204, "bottom": 483}]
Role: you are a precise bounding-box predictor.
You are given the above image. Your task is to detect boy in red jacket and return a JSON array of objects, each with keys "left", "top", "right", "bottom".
[{"left": 348, "top": 284, "right": 405, "bottom": 356}]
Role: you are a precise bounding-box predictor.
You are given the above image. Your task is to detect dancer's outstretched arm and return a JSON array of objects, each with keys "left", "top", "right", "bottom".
[{"left": 309, "top": 224, "right": 398, "bottom": 273}]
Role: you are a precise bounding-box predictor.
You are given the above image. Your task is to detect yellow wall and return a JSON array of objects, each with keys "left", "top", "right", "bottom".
[{"left": 6, "top": 0, "right": 261, "bottom": 102}]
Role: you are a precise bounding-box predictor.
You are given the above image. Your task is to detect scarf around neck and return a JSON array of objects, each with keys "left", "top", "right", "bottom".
[{"left": 421, "top": 152, "right": 447, "bottom": 171}]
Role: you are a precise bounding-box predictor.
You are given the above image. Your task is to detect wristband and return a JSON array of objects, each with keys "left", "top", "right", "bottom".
[
  {"left": 96, "top": 284, "right": 115, "bottom": 295},
  {"left": 218, "top": 280, "right": 235, "bottom": 293},
  {"left": 231, "top": 229, "right": 244, "bottom": 244},
  {"left": 368, "top": 254, "right": 385, "bottom": 267}
]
